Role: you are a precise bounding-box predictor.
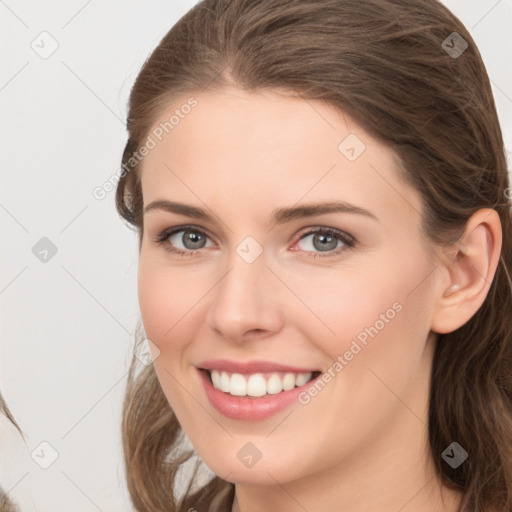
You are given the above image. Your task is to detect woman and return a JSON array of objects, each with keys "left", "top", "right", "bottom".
[{"left": 115, "top": 0, "right": 512, "bottom": 511}]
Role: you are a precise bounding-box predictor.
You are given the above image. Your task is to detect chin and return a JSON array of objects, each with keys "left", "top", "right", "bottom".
[{"left": 197, "top": 447, "right": 307, "bottom": 486}]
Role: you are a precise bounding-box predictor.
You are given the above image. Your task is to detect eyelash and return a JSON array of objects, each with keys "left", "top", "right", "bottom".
[{"left": 153, "top": 224, "right": 356, "bottom": 259}]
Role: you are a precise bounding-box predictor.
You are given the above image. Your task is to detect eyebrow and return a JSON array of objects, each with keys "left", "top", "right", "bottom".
[{"left": 143, "top": 200, "right": 378, "bottom": 224}]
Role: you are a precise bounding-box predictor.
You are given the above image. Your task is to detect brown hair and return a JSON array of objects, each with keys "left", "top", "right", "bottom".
[
  {"left": 0, "top": 393, "right": 22, "bottom": 512},
  {"left": 115, "top": 1, "right": 512, "bottom": 510}
]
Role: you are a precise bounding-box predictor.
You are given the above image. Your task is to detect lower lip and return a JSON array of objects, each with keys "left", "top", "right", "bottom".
[{"left": 198, "top": 369, "right": 317, "bottom": 421}]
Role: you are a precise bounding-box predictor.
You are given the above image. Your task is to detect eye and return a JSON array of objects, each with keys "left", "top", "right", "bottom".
[
  {"left": 153, "top": 225, "right": 356, "bottom": 259},
  {"left": 293, "top": 227, "right": 356, "bottom": 259},
  {"left": 153, "top": 225, "right": 214, "bottom": 256}
]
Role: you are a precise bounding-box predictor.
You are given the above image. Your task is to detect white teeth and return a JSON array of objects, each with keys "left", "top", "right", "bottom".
[
  {"left": 220, "top": 371, "right": 230, "bottom": 393},
  {"left": 230, "top": 373, "right": 247, "bottom": 396},
  {"left": 209, "top": 370, "right": 313, "bottom": 397},
  {"left": 266, "top": 374, "right": 283, "bottom": 394},
  {"left": 295, "top": 373, "right": 311, "bottom": 387},
  {"left": 211, "top": 370, "right": 222, "bottom": 389},
  {"left": 282, "top": 373, "right": 296, "bottom": 391},
  {"left": 246, "top": 374, "right": 267, "bottom": 397}
]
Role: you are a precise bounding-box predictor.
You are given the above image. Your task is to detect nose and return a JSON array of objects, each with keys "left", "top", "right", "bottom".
[{"left": 205, "top": 246, "right": 283, "bottom": 344}]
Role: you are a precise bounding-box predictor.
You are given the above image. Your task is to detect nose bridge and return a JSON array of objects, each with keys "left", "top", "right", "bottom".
[{"left": 206, "top": 237, "right": 282, "bottom": 342}]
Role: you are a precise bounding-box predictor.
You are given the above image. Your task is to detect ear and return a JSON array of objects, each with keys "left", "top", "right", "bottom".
[{"left": 430, "top": 208, "right": 502, "bottom": 334}]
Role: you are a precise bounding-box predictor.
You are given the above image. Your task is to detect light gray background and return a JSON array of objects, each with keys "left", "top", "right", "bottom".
[{"left": 1, "top": 1, "right": 511, "bottom": 511}]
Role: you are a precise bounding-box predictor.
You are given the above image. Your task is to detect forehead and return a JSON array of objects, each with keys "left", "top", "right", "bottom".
[{"left": 138, "top": 88, "right": 422, "bottom": 225}]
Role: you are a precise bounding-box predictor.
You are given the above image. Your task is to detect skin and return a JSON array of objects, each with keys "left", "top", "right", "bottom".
[{"left": 137, "top": 87, "right": 502, "bottom": 512}]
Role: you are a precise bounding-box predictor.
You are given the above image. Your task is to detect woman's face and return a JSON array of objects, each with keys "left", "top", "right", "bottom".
[{"left": 137, "top": 87, "right": 443, "bottom": 485}]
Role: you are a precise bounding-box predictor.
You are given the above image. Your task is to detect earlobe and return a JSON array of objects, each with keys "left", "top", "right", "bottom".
[{"left": 431, "top": 209, "right": 502, "bottom": 334}]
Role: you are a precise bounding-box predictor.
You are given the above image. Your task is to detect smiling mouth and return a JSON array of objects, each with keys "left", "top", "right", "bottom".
[{"left": 202, "top": 369, "right": 321, "bottom": 398}]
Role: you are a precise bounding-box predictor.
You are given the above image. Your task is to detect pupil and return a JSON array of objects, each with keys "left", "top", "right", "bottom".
[
  {"left": 185, "top": 231, "right": 204, "bottom": 249},
  {"left": 315, "top": 233, "right": 336, "bottom": 251}
]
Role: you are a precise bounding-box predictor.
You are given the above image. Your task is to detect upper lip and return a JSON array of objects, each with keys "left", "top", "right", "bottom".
[{"left": 197, "top": 359, "right": 319, "bottom": 374}]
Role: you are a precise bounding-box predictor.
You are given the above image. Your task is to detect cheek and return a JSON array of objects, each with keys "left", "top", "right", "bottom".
[
  {"left": 137, "top": 260, "right": 204, "bottom": 416},
  {"left": 305, "top": 249, "right": 435, "bottom": 415},
  {"left": 138, "top": 263, "right": 166, "bottom": 342},
  {"left": 286, "top": 255, "right": 435, "bottom": 470},
  {"left": 298, "top": 248, "right": 434, "bottom": 367},
  {"left": 137, "top": 259, "right": 194, "bottom": 353},
  {"left": 136, "top": 255, "right": 217, "bottom": 410}
]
